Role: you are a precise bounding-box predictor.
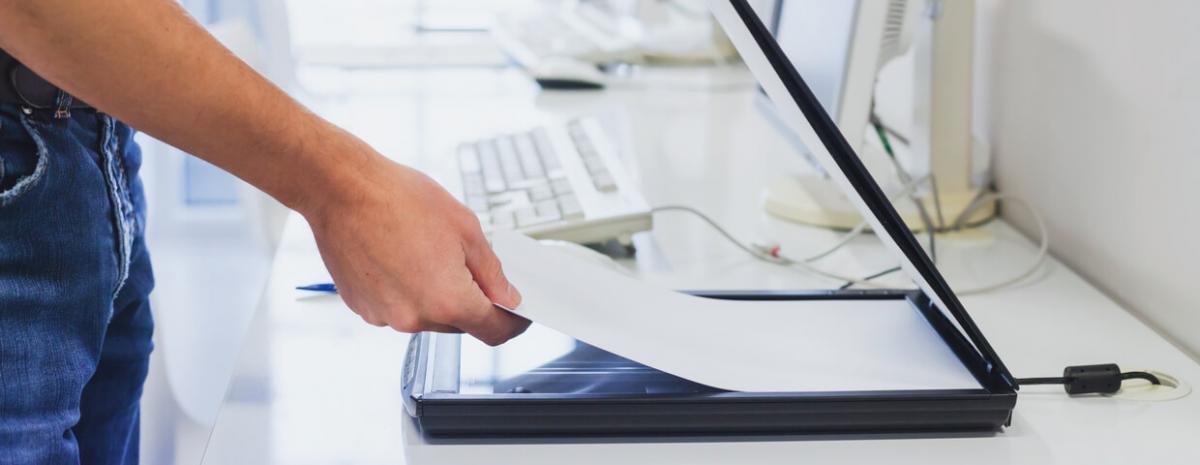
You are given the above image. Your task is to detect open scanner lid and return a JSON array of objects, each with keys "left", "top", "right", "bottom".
[{"left": 706, "top": 0, "right": 1015, "bottom": 389}]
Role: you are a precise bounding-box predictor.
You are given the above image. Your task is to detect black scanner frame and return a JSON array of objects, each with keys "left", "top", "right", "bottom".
[
  {"left": 403, "top": 291, "right": 1016, "bottom": 437},
  {"left": 403, "top": 0, "right": 1017, "bottom": 438}
]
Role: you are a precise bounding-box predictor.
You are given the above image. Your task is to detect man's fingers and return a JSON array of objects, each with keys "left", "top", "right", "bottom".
[
  {"left": 452, "top": 294, "right": 532, "bottom": 346},
  {"left": 366, "top": 310, "right": 462, "bottom": 334},
  {"left": 463, "top": 233, "right": 522, "bottom": 309},
  {"left": 411, "top": 322, "right": 464, "bottom": 334}
]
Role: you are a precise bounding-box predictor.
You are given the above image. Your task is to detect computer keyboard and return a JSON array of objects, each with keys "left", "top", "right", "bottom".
[
  {"left": 456, "top": 118, "right": 652, "bottom": 245},
  {"left": 490, "top": 5, "right": 641, "bottom": 70}
]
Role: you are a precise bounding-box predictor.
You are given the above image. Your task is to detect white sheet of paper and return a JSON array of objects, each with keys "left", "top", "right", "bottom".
[{"left": 491, "top": 231, "right": 981, "bottom": 392}]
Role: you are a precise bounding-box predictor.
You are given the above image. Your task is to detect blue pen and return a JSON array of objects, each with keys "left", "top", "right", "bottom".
[{"left": 296, "top": 282, "right": 338, "bottom": 293}]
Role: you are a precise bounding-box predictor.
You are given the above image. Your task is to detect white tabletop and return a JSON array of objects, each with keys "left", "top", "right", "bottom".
[{"left": 200, "top": 65, "right": 1200, "bottom": 465}]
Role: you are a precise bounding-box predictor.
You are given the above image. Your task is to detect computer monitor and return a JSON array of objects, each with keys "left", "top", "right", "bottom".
[
  {"left": 757, "top": 0, "right": 925, "bottom": 229},
  {"left": 757, "top": 0, "right": 996, "bottom": 231},
  {"left": 769, "top": 0, "right": 914, "bottom": 154}
]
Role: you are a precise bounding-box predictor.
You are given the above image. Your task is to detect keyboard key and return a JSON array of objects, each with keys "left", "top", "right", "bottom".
[
  {"left": 532, "top": 128, "right": 562, "bottom": 173},
  {"left": 534, "top": 200, "right": 561, "bottom": 219},
  {"left": 558, "top": 194, "right": 584, "bottom": 219},
  {"left": 477, "top": 142, "right": 506, "bottom": 193},
  {"left": 466, "top": 195, "right": 489, "bottom": 213},
  {"left": 551, "top": 178, "right": 573, "bottom": 195},
  {"left": 458, "top": 145, "right": 481, "bottom": 173},
  {"left": 489, "top": 190, "right": 529, "bottom": 208},
  {"left": 496, "top": 137, "right": 524, "bottom": 185},
  {"left": 462, "top": 173, "right": 485, "bottom": 197},
  {"left": 592, "top": 172, "right": 617, "bottom": 192},
  {"left": 567, "top": 120, "right": 587, "bottom": 138},
  {"left": 491, "top": 210, "right": 515, "bottom": 229},
  {"left": 529, "top": 185, "right": 554, "bottom": 202},
  {"left": 514, "top": 206, "right": 559, "bottom": 227},
  {"left": 513, "top": 207, "right": 536, "bottom": 225},
  {"left": 507, "top": 179, "right": 547, "bottom": 190},
  {"left": 514, "top": 133, "right": 545, "bottom": 179},
  {"left": 582, "top": 156, "right": 607, "bottom": 174}
]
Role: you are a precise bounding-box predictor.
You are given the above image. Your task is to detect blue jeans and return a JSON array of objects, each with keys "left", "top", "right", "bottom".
[{"left": 0, "top": 104, "right": 153, "bottom": 464}]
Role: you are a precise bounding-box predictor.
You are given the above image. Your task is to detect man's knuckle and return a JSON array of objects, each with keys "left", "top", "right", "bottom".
[
  {"left": 360, "top": 313, "right": 385, "bottom": 327},
  {"left": 391, "top": 314, "right": 423, "bottom": 333},
  {"left": 461, "top": 211, "right": 483, "bottom": 230},
  {"left": 489, "top": 261, "right": 506, "bottom": 281},
  {"left": 428, "top": 296, "right": 467, "bottom": 321}
]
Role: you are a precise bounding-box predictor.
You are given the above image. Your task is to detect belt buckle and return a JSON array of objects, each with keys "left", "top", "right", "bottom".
[{"left": 8, "top": 64, "right": 52, "bottom": 111}]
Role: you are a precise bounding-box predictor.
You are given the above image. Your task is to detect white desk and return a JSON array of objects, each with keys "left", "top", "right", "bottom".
[{"left": 199, "top": 65, "right": 1200, "bottom": 464}]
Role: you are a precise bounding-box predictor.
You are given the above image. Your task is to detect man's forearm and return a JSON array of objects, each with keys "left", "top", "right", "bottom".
[
  {"left": 0, "top": 0, "right": 364, "bottom": 214},
  {"left": 0, "top": 0, "right": 531, "bottom": 344}
]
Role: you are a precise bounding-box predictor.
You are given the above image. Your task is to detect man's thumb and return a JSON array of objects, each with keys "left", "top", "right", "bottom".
[{"left": 465, "top": 237, "right": 522, "bottom": 308}]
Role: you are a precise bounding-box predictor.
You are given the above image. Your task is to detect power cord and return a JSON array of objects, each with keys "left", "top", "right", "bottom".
[
  {"left": 843, "top": 109, "right": 1050, "bottom": 294},
  {"left": 791, "top": 174, "right": 928, "bottom": 264},
  {"left": 843, "top": 189, "right": 1050, "bottom": 296},
  {"left": 838, "top": 266, "right": 901, "bottom": 290},
  {"left": 649, "top": 112, "right": 1050, "bottom": 294},
  {"left": 649, "top": 193, "right": 1049, "bottom": 295},
  {"left": 649, "top": 168, "right": 934, "bottom": 288},
  {"left": 651, "top": 205, "right": 884, "bottom": 286},
  {"left": 1017, "top": 364, "right": 1161, "bottom": 395},
  {"left": 952, "top": 192, "right": 1050, "bottom": 296}
]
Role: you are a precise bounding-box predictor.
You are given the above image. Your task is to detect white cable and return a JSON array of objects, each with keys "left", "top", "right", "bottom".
[
  {"left": 798, "top": 220, "right": 869, "bottom": 263},
  {"left": 651, "top": 174, "right": 929, "bottom": 287},
  {"left": 651, "top": 191, "right": 1051, "bottom": 295},
  {"left": 791, "top": 174, "right": 929, "bottom": 263},
  {"left": 952, "top": 193, "right": 1050, "bottom": 296},
  {"left": 650, "top": 205, "right": 888, "bottom": 287}
]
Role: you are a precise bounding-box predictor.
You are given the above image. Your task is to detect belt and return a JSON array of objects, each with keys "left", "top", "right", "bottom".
[{"left": 0, "top": 50, "right": 92, "bottom": 111}]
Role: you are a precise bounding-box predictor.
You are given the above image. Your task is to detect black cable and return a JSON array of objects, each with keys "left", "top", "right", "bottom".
[
  {"left": 840, "top": 266, "right": 902, "bottom": 290},
  {"left": 1017, "top": 371, "right": 1162, "bottom": 387},
  {"left": 1014, "top": 377, "right": 1069, "bottom": 386},
  {"left": 1016, "top": 364, "right": 1161, "bottom": 395},
  {"left": 870, "top": 115, "right": 910, "bottom": 146},
  {"left": 1121, "top": 371, "right": 1163, "bottom": 385},
  {"left": 928, "top": 173, "right": 947, "bottom": 230}
]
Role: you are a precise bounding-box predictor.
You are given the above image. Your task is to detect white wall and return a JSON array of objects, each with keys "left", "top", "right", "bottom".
[{"left": 974, "top": 0, "right": 1200, "bottom": 357}]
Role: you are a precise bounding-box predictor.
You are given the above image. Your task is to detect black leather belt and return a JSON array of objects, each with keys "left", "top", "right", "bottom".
[{"left": 1, "top": 50, "right": 92, "bottom": 111}]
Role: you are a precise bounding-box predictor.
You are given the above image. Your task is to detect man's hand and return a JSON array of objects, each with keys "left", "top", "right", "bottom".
[
  {"left": 305, "top": 148, "right": 529, "bottom": 345},
  {"left": 0, "top": 0, "right": 529, "bottom": 344}
]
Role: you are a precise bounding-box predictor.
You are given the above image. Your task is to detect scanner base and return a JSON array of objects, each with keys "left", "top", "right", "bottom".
[{"left": 402, "top": 291, "right": 1016, "bottom": 438}]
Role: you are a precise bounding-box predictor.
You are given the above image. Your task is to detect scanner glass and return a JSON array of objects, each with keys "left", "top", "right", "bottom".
[{"left": 449, "top": 325, "right": 720, "bottom": 396}]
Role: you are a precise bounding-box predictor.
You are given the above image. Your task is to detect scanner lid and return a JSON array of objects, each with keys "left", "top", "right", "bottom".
[{"left": 706, "top": 0, "right": 1015, "bottom": 389}]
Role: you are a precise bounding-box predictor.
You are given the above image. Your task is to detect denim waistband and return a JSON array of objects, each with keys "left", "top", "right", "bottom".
[{"left": 0, "top": 49, "right": 92, "bottom": 113}]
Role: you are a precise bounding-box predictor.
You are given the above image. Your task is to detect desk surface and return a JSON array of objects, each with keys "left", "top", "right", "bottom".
[{"left": 200, "top": 65, "right": 1200, "bottom": 465}]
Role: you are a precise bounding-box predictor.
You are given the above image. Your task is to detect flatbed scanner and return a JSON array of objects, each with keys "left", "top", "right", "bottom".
[
  {"left": 403, "top": 290, "right": 1015, "bottom": 437},
  {"left": 403, "top": 0, "right": 1017, "bottom": 438}
]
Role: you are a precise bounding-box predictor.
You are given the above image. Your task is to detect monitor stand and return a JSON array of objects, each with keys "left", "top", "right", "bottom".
[{"left": 763, "top": 174, "right": 995, "bottom": 231}]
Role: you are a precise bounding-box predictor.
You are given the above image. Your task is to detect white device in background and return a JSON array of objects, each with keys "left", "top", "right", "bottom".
[
  {"left": 492, "top": 0, "right": 737, "bottom": 87},
  {"left": 454, "top": 117, "right": 652, "bottom": 246},
  {"left": 759, "top": 0, "right": 994, "bottom": 230}
]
